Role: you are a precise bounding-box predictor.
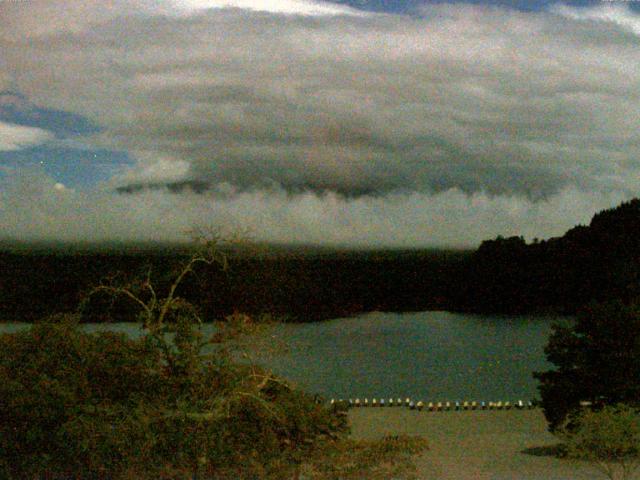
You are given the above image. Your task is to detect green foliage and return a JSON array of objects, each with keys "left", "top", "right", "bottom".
[
  {"left": 0, "top": 316, "right": 161, "bottom": 478},
  {"left": 534, "top": 300, "right": 640, "bottom": 431},
  {"left": 0, "top": 240, "right": 429, "bottom": 479},
  {"left": 0, "top": 239, "right": 349, "bottom": 479},
  {"left": 560, "top": 404, "right": 640, "bottom": 480},
  {"left": 0, "top": 316, "right": 345, "bottom": 479}
]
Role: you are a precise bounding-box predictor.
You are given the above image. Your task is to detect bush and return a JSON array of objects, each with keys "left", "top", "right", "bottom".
[
  {"left": 0, "top": 241, "right": 427, "bottom": 479},
  {"left": 560, "top": 404, "right": 640, "bottom": 480},
  {"left": 0, "top": 315, "right": 345, "bottom": 479}
]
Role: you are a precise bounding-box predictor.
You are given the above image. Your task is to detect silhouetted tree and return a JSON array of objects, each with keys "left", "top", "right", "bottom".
[{"left": 535, "top": 301, "right": 640, "bottom": 431}]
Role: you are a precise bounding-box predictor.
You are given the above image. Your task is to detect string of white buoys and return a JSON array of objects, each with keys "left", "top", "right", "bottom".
[{"left": 330, "top": 398, "right": 535, "bottom": 410}]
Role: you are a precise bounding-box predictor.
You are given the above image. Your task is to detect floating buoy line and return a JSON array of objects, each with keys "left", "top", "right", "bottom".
[{"left": 328, "top": 398, "right": 535, "bottom": 410}]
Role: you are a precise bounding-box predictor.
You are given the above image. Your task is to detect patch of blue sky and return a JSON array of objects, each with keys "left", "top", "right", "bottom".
[
  {"left": 0, "top": 91, "right": 99, "bottom": 138},
  {"left": 0, "top": 91, "right": 134, "bottom": 187},
  {"left": 0, "top": 146, "right": 132, "bottom": 188}
]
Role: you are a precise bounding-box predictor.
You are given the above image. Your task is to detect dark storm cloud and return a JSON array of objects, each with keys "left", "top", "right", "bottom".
[{"left": 1, "top": 1, "right": 639, "bottom": 246}]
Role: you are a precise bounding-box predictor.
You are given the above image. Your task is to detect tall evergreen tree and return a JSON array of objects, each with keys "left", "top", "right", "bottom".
[{"left": 535, "top": 300, "right": 640, "bottom": 431}]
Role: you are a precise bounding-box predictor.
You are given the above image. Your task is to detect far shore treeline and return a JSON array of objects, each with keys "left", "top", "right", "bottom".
[{"left": 3, "top": 198, "right": 640, "bottom": 323}]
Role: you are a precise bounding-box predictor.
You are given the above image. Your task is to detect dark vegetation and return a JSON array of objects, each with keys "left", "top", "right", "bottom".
[
  {"left": 535, "top": 300, "right": 640, "bottom": 432},
  {"left": 453, "top": 199, "right": 640, "bottom": 314},
  {"left": 0, "top": 317, "right": 428, "bottom": 479},
  {"left": 0, "top": 245, "right": 467, "bottom": 322},
  {"left": 558, "top": 404, "right": 640, "bottom": 480},
  {"left": 535, "top": 303, "right": 640, "bottom": 479},
  {"left": 4, "top": 199, "right": 640, "bottom": 322},
  {"left": 0, "top": 240, "right": 428, "bottom": 479},
  {"left": 0, "top": 317, "right": 344, "bottom": 479},
  {"left": 510, "top": 200, "right": 640, "bottom": 439}
]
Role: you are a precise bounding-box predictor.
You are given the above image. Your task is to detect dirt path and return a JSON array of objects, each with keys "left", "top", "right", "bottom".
[{"left": 348, "top": 408, "right": 600, "bottom": 479}]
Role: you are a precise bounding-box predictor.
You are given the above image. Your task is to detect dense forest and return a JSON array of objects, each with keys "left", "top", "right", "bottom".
[
  {"left": 0, "top": 245, "right": 466, "bottom": 322},
  {"left": 453, "top": 198, "right": 640, "bottom": 314},
  {"left": 2, "top": 198, "right": 640, "bottom": 322}
]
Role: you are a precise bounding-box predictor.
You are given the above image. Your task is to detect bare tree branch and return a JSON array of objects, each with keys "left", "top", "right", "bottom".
[{"left": 87, "top": 284, "right": 154, "bottom": 326}]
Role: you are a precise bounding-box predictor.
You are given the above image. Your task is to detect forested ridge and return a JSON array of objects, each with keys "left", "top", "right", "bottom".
[
  {"left": 3, "top": 198, "right": 640, "bottom": 322},
  {"left": 453, "top": 198, "right": 640, "bottom": 314},
  {"left": 0, "top": 246, "right": 466, "bottom": 322}
]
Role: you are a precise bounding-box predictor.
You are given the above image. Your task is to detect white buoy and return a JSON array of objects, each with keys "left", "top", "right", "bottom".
[
  {"left": 505, "top": 401, "right": 511, "bottom": 410},
  {"left": 445, "top": 401, "right": 451, "bottom": 411},
  {"left": 389, "top": 398, "right": 394, "bottom": 406},
  {"left": 355, "top": 398, "right": 361, "bottom": 407},
  {"left": 455, "top": 401, "right": 461, "bottom": 411},
  {"left": 516, "top": 400, "right": 524, "bottom": 409},
  {"left": 364, "top": 398, "right": 369, "bottom": 407},
  {"left": 372, "top": 398, "right": 377, "bottom": 407},
  {"left": 481, "top": 401, "right": 487, "bottom": 410},
  {"left": 380, "top": 398, "right": 385, "bottom": 407},
  {"left": 436, "top": 402, "right": 443, "bottom": 411},
  {"left": 527, "top": 401, "right": 534, "bottom": 409},
  {"left": 405, "top": 398, "right": 411, "bottom": 407},
  {"left": 397, "top": 398, "right": 403, "bottom": 406},
  {"left": 330, "top": 399, "right": 335, "bottom": 405},
  {"left": 409, "top": 401, "right": 416, "bottom": 410}
]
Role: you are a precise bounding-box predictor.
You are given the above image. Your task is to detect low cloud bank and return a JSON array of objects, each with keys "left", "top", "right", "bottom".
[{"left": 0, "top": 170, "right": 628, "bottom": 247}]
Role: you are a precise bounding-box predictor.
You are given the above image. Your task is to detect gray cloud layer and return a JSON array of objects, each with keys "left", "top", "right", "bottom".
[
  {"left": 0, "top": 121, "right": 54, "bottom": 151},
  {"left": 1, "top": 1, "right": 639, "bottom": 246},
  {"left": 0, "top": 169, "right": 628, "bottom": 247}
]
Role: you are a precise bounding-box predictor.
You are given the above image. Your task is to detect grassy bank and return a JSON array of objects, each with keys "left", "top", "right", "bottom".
[{"left": 348, "top": 408, "right": 598, "bottom": 480}]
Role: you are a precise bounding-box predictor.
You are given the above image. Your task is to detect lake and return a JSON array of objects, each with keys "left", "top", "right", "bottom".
[{"left": 0, "top": 311, "right": 566, "bottom": 402}]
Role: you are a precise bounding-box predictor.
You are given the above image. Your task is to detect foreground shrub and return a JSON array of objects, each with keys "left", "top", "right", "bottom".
[
  {"left": 0, "top": 317, "right": 346, "bottom": 479},
  {"left": 560, "top": 404, "right": 640, "bottom": 480},
  {"left": 0, "top": 240, "right": 427, "bottom": 479}
]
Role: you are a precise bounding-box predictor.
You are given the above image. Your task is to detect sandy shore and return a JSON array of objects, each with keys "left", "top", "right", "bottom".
[{"left": 348, "top": 408, "right": 599, "bottom": 480}]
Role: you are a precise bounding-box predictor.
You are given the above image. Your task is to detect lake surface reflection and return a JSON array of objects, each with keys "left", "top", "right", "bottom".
[
  {"left": 257, "top": 311, "right": 565, "bottom": 401},
  {"left": 1, "top": 311, "right": 567, "bottom": 401}
]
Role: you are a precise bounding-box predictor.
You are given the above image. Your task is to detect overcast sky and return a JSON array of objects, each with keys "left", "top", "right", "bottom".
[{"left": 0, "top": 0, "right": 638, "bottom": 247}]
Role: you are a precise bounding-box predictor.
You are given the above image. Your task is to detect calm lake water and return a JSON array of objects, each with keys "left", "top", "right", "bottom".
[{"left": 1, "top": 311, "right": 567, "bottom": 401}]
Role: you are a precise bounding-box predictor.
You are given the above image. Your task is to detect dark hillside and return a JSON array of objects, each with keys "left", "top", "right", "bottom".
[
  {"left": 0, "top": 247, "right": 468, "bottom": 322},
  {"left": 453, "top": 199, "right": 640, "bottom": 314},
  {"left": 3, "top": 199, "right": 640, "bottom": 321}
]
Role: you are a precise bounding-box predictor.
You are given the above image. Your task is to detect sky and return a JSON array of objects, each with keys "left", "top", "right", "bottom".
[{"left": 1, "top": 0, "right": 639, "bottom": 247}]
